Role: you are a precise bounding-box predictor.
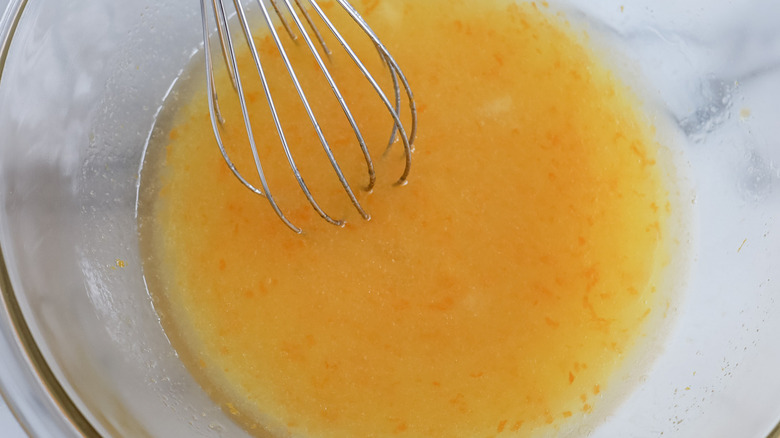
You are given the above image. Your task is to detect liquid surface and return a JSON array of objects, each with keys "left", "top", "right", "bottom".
[{"left": 141, "top": 1, "right": 677, "bottom": 436}]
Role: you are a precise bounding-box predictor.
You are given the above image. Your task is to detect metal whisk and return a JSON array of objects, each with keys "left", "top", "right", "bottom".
[{"left": 198, "top": 0, "right": 417, "bottom": 233}]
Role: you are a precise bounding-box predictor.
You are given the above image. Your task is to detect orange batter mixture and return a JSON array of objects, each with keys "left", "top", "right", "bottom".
[{"left": 141, "top": 1, "right": 676, "bottom": 436}]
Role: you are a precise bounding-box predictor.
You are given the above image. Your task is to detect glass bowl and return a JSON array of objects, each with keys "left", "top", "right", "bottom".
[{"left": 0, "top": 0, "right": 779, "bottom": 437}]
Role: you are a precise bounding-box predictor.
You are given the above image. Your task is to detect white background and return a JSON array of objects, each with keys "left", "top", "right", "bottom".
[{"left": 0, "top": 397, "right": 26, "bottom": 437}]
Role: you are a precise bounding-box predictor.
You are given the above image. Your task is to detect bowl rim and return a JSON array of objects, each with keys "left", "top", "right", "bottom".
[{"left": 0, "top": 1, "right": 99, "bottom": 436}]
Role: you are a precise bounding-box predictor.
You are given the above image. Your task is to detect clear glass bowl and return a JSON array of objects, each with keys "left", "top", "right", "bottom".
[{"left": 1, "top": 0, "right": 779, "bottom": 437}]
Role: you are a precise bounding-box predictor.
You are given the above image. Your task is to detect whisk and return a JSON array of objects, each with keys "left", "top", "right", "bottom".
[{"left": 198, "top": 0, "right": 417, "bottom": 233}]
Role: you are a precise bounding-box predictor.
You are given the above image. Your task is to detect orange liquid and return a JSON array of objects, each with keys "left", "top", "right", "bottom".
[{"left": 142, "top": 1, "right": 676, "bottom": 436}]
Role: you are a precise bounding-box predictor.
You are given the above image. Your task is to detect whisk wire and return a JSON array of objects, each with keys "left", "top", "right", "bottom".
[
  {"left": 356, "top": 10, "right": 417, "bottom": 149},
  {"left": 330, "top": 0, "right": 417, "bottom": 182},
  {"left": 250, "top": 0, "right": 374, "bottom": 220},
  {"left": 277, "top": 0, "right": 378, "bottom": 196},
  {"left": 211, "top": 0, "right": 238, "bottom": 90},
  {"left": 268, "top": 0, "right": 298, "bottom": 43},
  {"left": 243, "top": 0, "right": 348, "bottom": 226},
  {"left": 292, "top": 0, "right": 333, "bottom": 57},
  {"left": 306, "top": 0, "right": 414, "bottom": 183},
  {"left": 200, "top": 0, "right": 303, "bottom": 233},
  {"left": 383, "top": 54, "right": 402, "bottom": 154},
  {"left": 200, "top": 0, "right": 417, "bottom": 231}
]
